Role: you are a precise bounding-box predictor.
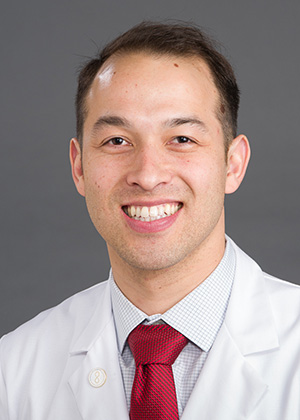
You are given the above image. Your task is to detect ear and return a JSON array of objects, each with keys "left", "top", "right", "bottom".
[
  {"left": 69, "top": 138, "right": 85, "bottom": 197},
  {"left": 225, "top": 134, "right": 251, "bottom": 194}
]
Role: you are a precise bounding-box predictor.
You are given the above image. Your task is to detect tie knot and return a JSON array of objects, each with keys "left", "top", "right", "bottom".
[{"left": 128, "top": 324, "right": 188, "bottom": 366}]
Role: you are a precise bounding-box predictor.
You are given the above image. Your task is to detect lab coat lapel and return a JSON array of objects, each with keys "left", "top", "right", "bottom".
[
  {"left": 68, "top": 281, "right": 129, "bottom": 420},
  {"left": 181, "top": 324, "right": 267, "bottom": 420},
  {"left": 182, "top": 239, "right": 279, "bottom": 419}
]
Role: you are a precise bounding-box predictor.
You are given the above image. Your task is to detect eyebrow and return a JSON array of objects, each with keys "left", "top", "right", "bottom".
[
  {"left": 164, "top": 117, "right": 207, "bottom": 131},
  {"left": 91, "top": 115, "right": 132, "bottom": 135}
]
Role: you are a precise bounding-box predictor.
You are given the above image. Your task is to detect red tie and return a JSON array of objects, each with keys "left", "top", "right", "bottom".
[{"left": 128, "top": 324, "right": 188, "bottom": 420}]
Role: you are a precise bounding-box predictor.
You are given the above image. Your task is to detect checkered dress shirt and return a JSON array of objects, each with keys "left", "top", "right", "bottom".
[{"left": 110, "top": 240, "right": 236, "bottom": 417}]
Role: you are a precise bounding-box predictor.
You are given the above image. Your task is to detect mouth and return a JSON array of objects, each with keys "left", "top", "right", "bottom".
[{"left": 122, "top": 202, "right": 183, "bottom": 222}]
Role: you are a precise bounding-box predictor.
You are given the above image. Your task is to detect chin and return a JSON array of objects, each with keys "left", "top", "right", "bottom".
[{"left": 114, "top": 245, "right": 192, "bottom": 273}]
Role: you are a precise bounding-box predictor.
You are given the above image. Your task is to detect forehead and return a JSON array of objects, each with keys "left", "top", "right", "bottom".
[
  {"left": 93, "top": 52, "right": 217, "bottom": 93},
  {"left": 84, "top": 53, "right": 221, "bottom": 127}
]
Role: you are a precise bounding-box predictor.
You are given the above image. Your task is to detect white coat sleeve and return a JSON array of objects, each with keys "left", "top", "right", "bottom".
[{"left": 0, "top": 335, "right": 10, "bottom": 420}]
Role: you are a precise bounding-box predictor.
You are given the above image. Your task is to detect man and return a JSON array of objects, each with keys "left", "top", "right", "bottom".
[{"left": 0, "top": 22, "right": 299, "bottom": 420}]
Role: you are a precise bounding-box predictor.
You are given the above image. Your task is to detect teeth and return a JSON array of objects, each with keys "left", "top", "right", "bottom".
[
  {"left": 141, "top": 207, "right": 149, "bottom": 218},
  {"left": 149, "top": 206, "right": 158, "bottom": 217},
  {"left": 164, "top": 204, "right": 171, "bottom": 216},
  {"left": 124, "top": 203, "right": 182, "bottom": 221}
]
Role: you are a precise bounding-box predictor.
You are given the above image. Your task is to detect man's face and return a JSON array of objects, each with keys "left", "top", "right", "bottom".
[{"left": 71, "top": 53, "right": 240, "bottom": 272}]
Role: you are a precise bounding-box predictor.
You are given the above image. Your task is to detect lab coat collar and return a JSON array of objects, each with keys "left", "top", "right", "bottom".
[
  {"left": 226, "top": 237, "right": 279, "bottom": 355},
  {"left": 69, "top": 281, "right": 113, "bottom": 354}
]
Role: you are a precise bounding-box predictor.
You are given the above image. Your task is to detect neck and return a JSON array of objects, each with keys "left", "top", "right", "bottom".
[{"left": 108, "top": 230, "right": 226, "bottom": 316}]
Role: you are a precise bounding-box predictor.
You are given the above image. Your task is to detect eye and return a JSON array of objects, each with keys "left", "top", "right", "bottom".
[
  {"left": 170, "top": 136, "right": 195, "bottom": 145},
  {"left": 173, "top": 136, "right": 192, "bottom": 143},
  {"left": 100, "top": 136, "right": 132, "bottom": 153},
  {"left": 107, "top": 137, "right": 128, "bottom": 146}
]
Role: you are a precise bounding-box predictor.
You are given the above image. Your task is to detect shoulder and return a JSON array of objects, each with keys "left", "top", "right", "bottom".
[
  {"left": 0, "top": 279, "right": 112, "bottom": 419},
  {"left": 0, "top": 280, "right": 109, "bottom": 359},
  {"left": 263, "top": 270, "right": 300, "bottom": 296},
  {"left": 263, "top": 271, "right": 300, "bottom": 327},
  {"left": 230, "top": 236, "right": 300, "bottom": 330}
]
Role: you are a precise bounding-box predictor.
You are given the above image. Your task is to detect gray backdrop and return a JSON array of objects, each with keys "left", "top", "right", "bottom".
[{"left": 1, "top": 0, "right": 299, "bottom": 336}]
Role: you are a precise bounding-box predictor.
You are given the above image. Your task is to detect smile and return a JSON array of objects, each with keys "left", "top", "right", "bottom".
[{"left": 122, "top": 203, "right": 183, "bottom": 222}]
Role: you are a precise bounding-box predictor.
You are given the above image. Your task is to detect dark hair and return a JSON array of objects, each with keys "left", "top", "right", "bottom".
[{"left": 76, "top": 21, "right": 240, "bottom": 152}]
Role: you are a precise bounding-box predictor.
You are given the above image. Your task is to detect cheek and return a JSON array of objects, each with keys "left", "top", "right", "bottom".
[
  {"left": 82, "top": 165, "right": 111, "bottom": 213},
  {"left": 180, "top": 156, "right": 227, "bottom": 194},
  {"left": 84, "top": 157, "right": 117, "bottom": 191},
  {"left": 83, "top": 158, "right": 128, "bottom": 221}
]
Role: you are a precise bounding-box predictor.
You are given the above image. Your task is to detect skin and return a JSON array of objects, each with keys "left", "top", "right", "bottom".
[{"left": 70, "top": 53, "right": 250, "bottom": 315}]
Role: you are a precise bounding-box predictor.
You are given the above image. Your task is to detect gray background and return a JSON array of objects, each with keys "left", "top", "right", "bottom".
[{"left": 1, "top": 0, "right": 299, "bottom": 336}]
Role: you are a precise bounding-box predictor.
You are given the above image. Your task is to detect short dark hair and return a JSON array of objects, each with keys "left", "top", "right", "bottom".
[{"left": 76, "top": 21, "right": 240, "bottom": 153}]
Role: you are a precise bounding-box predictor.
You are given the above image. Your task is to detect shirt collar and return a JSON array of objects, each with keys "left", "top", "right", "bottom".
[{"left": 110, "top": 239, "right": 236, "bottom": 353}]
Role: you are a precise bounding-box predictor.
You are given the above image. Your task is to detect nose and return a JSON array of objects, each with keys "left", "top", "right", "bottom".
[{"left": 126, "top": 146, "right": 173, "bottom": 191}]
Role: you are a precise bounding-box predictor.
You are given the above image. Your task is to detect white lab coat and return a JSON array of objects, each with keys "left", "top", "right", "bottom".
[{"left": 0, "top": 238, "right": 299, "bottom": 419}]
